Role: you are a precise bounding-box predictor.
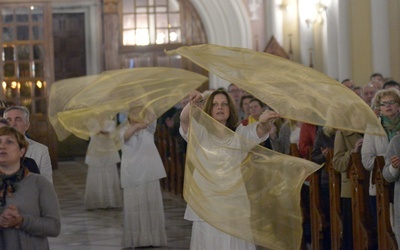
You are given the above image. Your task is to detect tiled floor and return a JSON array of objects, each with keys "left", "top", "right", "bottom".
[{"left": 49, "top": 158, "right": 192, "bottom": 250}]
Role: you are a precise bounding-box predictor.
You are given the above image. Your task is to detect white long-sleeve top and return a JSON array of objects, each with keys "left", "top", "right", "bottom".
[
  {"left": 119, "top": 121, "right": 166, "bottom": 188},
  {"left": 361, "top": 129, "right": 388, "bottom": 196}
]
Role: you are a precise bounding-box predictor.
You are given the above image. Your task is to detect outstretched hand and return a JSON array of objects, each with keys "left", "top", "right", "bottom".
[
  {"left": 256, "top": 110, "right": 281, "bottom": 138},
  {"left": 258, "top": 110, "right": 281, "bottom": 124},
  {"left": 187, "top": 90, "right": 203, "bottom": 105}
]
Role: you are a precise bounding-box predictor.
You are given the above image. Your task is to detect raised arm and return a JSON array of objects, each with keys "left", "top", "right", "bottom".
[
  {"left": 180, "top": 91, "right": 203, "bottom": 135},
  {"left": 123, "top": 122, "right": 148, "bottom": 142},
  {"left": 256, "top": 110, "right": 281, "bottom": 138}
]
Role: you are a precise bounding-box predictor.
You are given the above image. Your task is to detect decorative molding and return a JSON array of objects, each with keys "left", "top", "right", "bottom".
[
  {"left": 248, "top": 0, "right": 262, "bottom": 20},
  {"left": 103, "top": 0, "right": 119, "bottom": 14},
  {"left": 189, "top": 0, "right": 251, "bottom": 89}
]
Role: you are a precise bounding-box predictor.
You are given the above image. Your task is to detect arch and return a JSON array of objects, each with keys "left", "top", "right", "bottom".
[{"left": 189, "top": 0, "right": 252, "bottom": 89}]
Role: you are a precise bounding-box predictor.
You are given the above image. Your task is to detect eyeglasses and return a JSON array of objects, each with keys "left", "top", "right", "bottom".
[{"left": 379, "top": 100, "right": 398, "bottom": 107}]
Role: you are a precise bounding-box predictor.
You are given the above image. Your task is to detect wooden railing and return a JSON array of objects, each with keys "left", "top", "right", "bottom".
[
  {"left": 155, "top": 124, "right": 185, "bottom": 196},
  {"left": 289, "top": 143, "right": 310, "bottom": 250},
  {"left": 309, "top": 151, "right": 330, "bottom": 250},
  {"left": 374, "top": 156, "right": 398, "bottom": 250},
  {"left": 156, "top": 127, "right": 398, "bottom": 249},
  {"left": 326, "top": 148, "right": 343, "bottom": 250},
  {"left": 349, "top": 152, "right": 377, "bottom": 249}
]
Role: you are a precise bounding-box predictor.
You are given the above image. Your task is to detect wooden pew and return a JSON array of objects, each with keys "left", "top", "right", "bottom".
[
  {"left": 167, "top": 134, "right": 186, "bottom": 196},
  {"left": 309, "top": 153, "right": 329, "bottom": 250},
  {"left": 175, "top": 144, "right": 185, "bottom": 196},
  {"left": 349, "top": 152, "right": 377, "bottom": 249},
  {"left": 156, "top": 124, "right": 170, "bottom": 191},
  {"left": 289, "top": 143, "right": 309, "bottom": 249},
  {"left": 374, "top": 156, "right": 398, "bottom": 249},
  {"left": 290, "top": 143, "right": 301, "bottom": 157},
  {"left": 168, "top": 129, "right": 176, "bottom": 194},
  {"left": 327, "top": 148, "right": 343, "bottom": 249},
  {"left": 156, "top": 124, "right": 186, "bottom": 196}
]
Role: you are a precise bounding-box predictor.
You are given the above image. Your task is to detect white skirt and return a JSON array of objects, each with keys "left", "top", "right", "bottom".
[
  {"left": 84, "top": 163, "right": 122, "bottom": 209},
  {"left": 123, "top": 180, "right": 168, "bottom": 248},
  {"left": 190, "top": 221, "right": 256, "bottom": 250}
]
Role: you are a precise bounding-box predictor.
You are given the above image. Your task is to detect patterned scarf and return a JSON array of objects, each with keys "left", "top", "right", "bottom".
[
  {"left": 0, "top": 166, "right": 28, "bottom": 207},
  {"left": 381, "top": 113, "right": 400, "bottom": 141}
]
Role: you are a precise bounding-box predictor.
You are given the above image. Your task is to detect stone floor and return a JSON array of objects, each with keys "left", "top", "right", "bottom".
[{"left": 48, "top": 158, "right": 192, "bottom": 250}]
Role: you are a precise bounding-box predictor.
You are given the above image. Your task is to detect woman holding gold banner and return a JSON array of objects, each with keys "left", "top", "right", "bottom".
[
  {"left": 179, "top": 89, "right": 280, "bottom": 250},
  {"left": 120, "top": 106, "right": 167, "bottom": 249}
]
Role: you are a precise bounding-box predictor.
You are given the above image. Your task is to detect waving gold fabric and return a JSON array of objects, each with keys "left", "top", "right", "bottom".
[
  {"left": 48, "top": 67, "right": 208, "bottom": 141},
  {"left": 185, "top": 105, "right": 321, "bottom": 249},
  {"left": 164, "top": 44, "right": 385, "bottom": 249},
  {"left": 166, "top": 44, "right": 385, "bottom": 136}
]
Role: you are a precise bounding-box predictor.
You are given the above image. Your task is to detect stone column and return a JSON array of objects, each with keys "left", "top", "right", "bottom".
[
  {"left": 103, "top": 0, "right": 120, "bottom": 70},
  {"left": 371, "top": 0, "right": 391, "bottom": 78}
]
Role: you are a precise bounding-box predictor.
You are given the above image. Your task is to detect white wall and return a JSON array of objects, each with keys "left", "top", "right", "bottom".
[
  {"left": 370, "top": 0, "right": 391, "bottom": 78},
  {"left": 189, "top": 0, "right": 252, "bottom": 89}
]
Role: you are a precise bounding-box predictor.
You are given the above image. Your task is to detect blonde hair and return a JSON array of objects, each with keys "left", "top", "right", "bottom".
[{"left": 371, "top": 89, "right": 400, "bottom": 110}]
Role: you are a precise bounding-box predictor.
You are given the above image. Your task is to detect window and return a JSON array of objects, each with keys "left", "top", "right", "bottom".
[
  {"left": 0, "top": 3, "right": 50, "bottom": 114},
  {"left": 119, "top": 0, "right": 208, "bottom": 90},
  {"left": 122, "top": 0, "right": 181, "bottom": 46}
]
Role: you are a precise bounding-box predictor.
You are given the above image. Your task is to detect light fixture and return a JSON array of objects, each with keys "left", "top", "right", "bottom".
[
  {"left": 300, "top": 0, "right": 329, "bottom": 27},
  {"left": 279, "top": 3, "right": 295, "bottom": 13},
  {"left": 36, "top": 80, "right": 43, "bottom": 88},
  {"left": 316, "top": 2, "right": 327, "bottom": 14},
  {"left": 249, "top": 0, "right": 263, "bottom": 21}
]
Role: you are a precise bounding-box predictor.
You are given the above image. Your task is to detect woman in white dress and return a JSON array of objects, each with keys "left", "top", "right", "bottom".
[
  {"left": 84, "top": 118, "right": 122, "bottom": 210},
  {"left": 180, "top": 89, "right": 280, "bottom": 250},
  {"left": 120, "top": 107, "right": 167, "bottom": 249}
]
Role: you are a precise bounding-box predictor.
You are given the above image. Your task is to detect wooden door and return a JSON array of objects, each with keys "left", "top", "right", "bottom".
[
  {"left": 53, "top": 13, "right": 86, "bottom": 80},
  {"left": 52, "top": 12, "right": 89, "bottom": 159}
]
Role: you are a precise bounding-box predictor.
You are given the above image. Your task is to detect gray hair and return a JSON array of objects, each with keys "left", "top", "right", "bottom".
[{"left": 3, "top": 106, "right": 30, "bottom": 123}]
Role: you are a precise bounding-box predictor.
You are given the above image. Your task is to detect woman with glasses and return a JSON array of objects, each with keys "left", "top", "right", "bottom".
[{"left": 361, "top": 88, "right": 400, "bottom": 234}]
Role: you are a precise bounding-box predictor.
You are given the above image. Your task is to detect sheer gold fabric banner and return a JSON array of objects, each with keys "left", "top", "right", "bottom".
[
  {"left": 166, "top": 44, "right": 385, "bottom": 136},
  {"left": 48, "top": 67, "right": 208, "bottom": 141},
  {"left": 185, "top": 105, "right": 321, "bottom": 249}
]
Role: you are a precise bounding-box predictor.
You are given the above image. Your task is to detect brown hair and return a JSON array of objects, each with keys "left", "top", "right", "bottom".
[
  {"left": 202, "top": 89, "right": 239, "bottom": 131},
  {"left": 240, "top": 95, "right": 253, "bottom": 109},
  {"left": 0, "top": 126, "right": 28, "bottom": 150},
  {"left": 249, "top": 98, "right": 266, "bottom": 108}
]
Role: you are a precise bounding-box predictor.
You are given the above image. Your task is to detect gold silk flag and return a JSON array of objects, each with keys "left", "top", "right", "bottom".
[
  {"left": 185, "top": 105, "right": 321, "bottom": 249},
  {"left": 166, "top": 44, "right": 385, "bottom": 136},
  {"left": 48, "top": 67, "right": 208, "bottom": 141}
]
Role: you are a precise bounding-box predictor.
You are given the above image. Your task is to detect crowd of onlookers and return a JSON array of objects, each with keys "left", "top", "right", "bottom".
[
  {"left": 2, "top": 71, "right": 399, "bottom": 249},
  {"left": 159, "top": 72, "right": 400, "bottom": 249}
]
